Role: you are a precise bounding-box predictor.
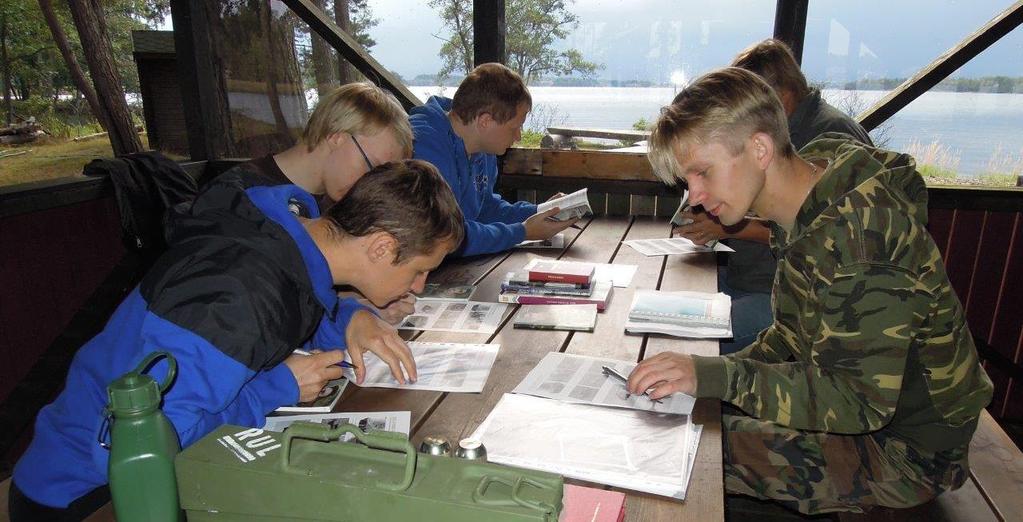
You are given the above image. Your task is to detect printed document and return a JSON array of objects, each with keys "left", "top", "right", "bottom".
[
  {"left": 398, "top": 300, "right": 508, "bottom": 333},
  {"left": 473, "top": 393, "right": 701, "bottom": 499},
  {"left": 262, "top": 411, "right": 411, "bottom": 442},
  {"left": 344, "top": 341, "right": 499, "bottom": 393},
  {"left": 513, "top": 352, "right": 695, "bottom": 415},
  {"left": 623, "top": 237, "right": 735, "bottom": 256},
  {"left": 537, "top": 188, "right": 592, "bottom": 221}
]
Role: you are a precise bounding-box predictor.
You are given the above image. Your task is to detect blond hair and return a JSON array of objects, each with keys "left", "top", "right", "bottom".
[
  {"left": 301, "top": 83, "right": 413, "bottom": 157},
  {"left": 648, "top": 67, "right": 793, "bottom": 185}
]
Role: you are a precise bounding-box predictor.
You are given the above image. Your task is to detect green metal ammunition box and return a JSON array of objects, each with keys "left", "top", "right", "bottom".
[{"left": 176, "top": 422, "right": 563, "bottom": 521}]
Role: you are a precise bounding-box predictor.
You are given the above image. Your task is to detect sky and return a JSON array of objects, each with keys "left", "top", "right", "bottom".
[
  {"left": 364, "top": 0, "right": 1022, "bottom": 84},
  {"left": 164, "top": 1, "right": 1023, "bottom": 85}
]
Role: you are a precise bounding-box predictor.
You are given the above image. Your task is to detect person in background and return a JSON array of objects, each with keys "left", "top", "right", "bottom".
[
  {"left": 10, "top": 160, "right": 464, "bottom": 522},
  {"left": 201, "top": 82, "right": 416, "bottom": 324},
  {"left": 631, "top": 67, "right": 992, "bottom": 515},
  {"left": 410, "top": 63, "right": 577, "bottom": 256},
  {"left": 675, "top": 38, "right": 873, "bottom": 353}
]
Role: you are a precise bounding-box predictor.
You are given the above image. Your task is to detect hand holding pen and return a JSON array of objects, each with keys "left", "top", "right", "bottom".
[{"left": 602, "top": 365, "right": 663, "bottom": 404}]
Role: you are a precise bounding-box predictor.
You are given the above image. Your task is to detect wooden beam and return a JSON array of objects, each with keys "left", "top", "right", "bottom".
[
  {"left": 546, "top": 126, "right": 650, "bottom": 141},
  {"left": 170, "top": 0, "right": 234, "bottom": 159},
  {"left": 773, "top": 0, "right": 808, "bottom": 64},
  {"left": 501, "top": 148, "right": 656, "bottom": 181},
  {"left": 282, "top": 0, "right": 421, "bottom": 110},
  {"left": 858, "top": 1, "right": 1023, "bottom": 131},
  {"left": 473, "top": 0, "right": 506, "bottom": 65}
]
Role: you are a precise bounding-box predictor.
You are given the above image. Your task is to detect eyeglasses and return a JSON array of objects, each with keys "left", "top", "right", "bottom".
[{"left": 351, "top": 135, "right": 374, "bottom": 172}]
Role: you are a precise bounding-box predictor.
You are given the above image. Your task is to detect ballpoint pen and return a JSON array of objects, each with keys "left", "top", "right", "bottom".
[
  {"left": 294, "top": 349, "right": 359, "bottom": 370},
  {"left": 601, "top": 365, "right": 662, "bottom": 404}
]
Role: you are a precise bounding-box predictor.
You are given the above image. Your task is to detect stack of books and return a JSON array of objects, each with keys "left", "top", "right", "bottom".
[{"left": 497, "top": 261, "right": 613, "bottom": 310}]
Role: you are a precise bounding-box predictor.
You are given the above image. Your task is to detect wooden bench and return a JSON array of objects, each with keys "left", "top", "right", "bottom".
[{"left": 837, "top": 410, "right": 1023, "bottom": 522}]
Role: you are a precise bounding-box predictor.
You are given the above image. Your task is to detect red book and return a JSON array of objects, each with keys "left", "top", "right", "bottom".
[
  {"left": 561, "top": 484, "right": 626, "bottom": 522},
  {"left": 528, "top": 260, "right": 595, "bottom": 286}
]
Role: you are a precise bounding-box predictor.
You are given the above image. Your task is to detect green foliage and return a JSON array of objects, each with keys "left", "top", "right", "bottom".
[
  {"left": 918, "top": 164, "right": 959, "bottom": 183},
  {"left": 429, "top": 0, "right": 602, "bottom": 84},
  {"left": 516, "top": 129, "right": 543, "bottom": 148},
  {"left": 632, "top": 118, "right": 649, "bottom": 131},
  {"left": 976, "top": 171, "right": 1019, "bottom": 187}
]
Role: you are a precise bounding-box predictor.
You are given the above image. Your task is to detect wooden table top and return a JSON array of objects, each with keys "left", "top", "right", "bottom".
[{"left": 2, "top": 215, "right": 723, "bottom": 522}]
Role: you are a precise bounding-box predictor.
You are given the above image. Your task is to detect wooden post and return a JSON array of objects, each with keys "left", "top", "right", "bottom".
[
  {"left": 773, "top": 0, "right": 808, "bottom": 64},
  {"left": 473, "top": 0, "right": 506, "bottom": 65}
]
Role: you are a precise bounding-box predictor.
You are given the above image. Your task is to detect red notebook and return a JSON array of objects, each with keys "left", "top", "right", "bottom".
[{"left": 561, "top": 484, "right": 626, "bottom": 522}]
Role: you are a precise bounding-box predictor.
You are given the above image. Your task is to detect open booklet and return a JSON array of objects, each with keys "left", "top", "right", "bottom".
[
  {"left": 398, "top": 300, "right": 507, "bottom": 333},
  {"left": 626, "top": 290, "right": 732, "bottom": 338},
  {"left": 262, "top": 411, "right": 411, "bottom": 442},
  {"left": 513, "top": 352, "right": 695, "bottom": 415},
  {"left": 537, "top": 188, "right": 592, "bottom": 222},
  {"left": 472, "top": 393, "right": 701, "bottom": 499}
]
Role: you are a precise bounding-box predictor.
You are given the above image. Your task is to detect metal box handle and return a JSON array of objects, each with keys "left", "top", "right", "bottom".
[
  {"left": 281, "top": 421, "right": 417, "bottom": 491},
  {"left": 472, "top": 475, "right": 558, "bottom": 517}
]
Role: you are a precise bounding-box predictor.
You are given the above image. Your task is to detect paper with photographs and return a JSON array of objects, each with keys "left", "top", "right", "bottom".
[
  {"left": 262, "top": 411, "right": 411, "bottom": 442},
  {"left": 343, "top": 342, "right": 499, "bottom": 393},
  {"left": 522, "top": 257, "right": 637, "bottom": 288},
  {"left": 472, "top": 393, "right": 700, "bottom": 499},
  {"left": 415, "top": 282, "right": 475, "bottom": 301},
  {"left": 513, "top": 352, "right": 695, "bottom": 416},
  {"left": 398, "top": 300, "right": 508, "bottom": 333},
  {"left": 537, "top": 188, "right": 592, "bottom": 222},
  {"left": 623, "top": 237, "right": 735, "bottom": 256}
]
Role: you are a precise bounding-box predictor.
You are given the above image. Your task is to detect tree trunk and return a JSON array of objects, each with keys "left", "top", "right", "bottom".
[
  {"left": 1, "top": 14, "right": 12, "bottom": 125},
  {"left": 310, "top": 0, "right": 336, "bottom": 98},
  {"left": 334, "top": 0, "right": 357, "bottom": 84},
  {"left": 38, "top": 0, "right": 109, "bottom": 132},
  {"left": 65, "top": 0, "right": 143, "bottom": 155},
  {"left": 258, "top": 1, "right": 294, "bottom": 147}
]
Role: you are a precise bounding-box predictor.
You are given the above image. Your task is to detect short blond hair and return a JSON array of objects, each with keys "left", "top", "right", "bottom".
[
  {"left": 302, "top": 83, "right": 412, "bottom": 157},
  {"left": 648, "top": 67, "right": 793, "bottom": 185}
]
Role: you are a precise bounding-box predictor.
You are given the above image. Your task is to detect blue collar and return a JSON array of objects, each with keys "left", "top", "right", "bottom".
[{"left": 244, "top": 185, "right": 339, "bottom": 314}]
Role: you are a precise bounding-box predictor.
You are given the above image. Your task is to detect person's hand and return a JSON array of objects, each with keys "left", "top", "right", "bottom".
[
  {"left": 369, "top": 294, "right": 415, "bottom": 325},
  {"left": 627, "top": 352, "right": 698, "bottom": 399},
  {"left": 524, "top": 207, "right": 580, "bottom": 240},
  {"left": 345, "top": 309, "right": 417, "bottom": 385},
  {"left": 672, "top": 209, "right": 728, "bottom": 245},
  {"left": 284, "top": 350, "right": 345, "bottom": 403}
]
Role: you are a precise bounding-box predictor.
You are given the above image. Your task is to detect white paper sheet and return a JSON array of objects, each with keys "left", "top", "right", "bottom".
[
  {"left": 398, "top": 300, "right": 508, "bottom": 333},
  {"left": 513, "top": 352, "right": 695, "bottom": 415},
  {"left": 262, "top": 411, "right": 411, "bottom": 443},
  {"left": 472, "top": 393, "right": 699, "bottom": 499},
  {"left": 344, "top": 341, "right": 499, "bottom": 393},
  {"left": 623, "top": 237, "right": 735, "bottom": 256},
  {"left": 517, "top": 233, "right": 566, "bottom": 249},
  {"left": 523, "top": 257, "right": 637, "bottom": 288}
]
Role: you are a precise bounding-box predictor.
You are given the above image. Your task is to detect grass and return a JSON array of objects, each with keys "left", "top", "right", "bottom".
[{"left": 0, "top": 134, "right": 186, "bottom": 188}]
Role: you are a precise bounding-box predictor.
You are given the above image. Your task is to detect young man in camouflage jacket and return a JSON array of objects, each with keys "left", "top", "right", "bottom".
[{"left": 630, "top": 67, "right": 993, "bottom": 515}]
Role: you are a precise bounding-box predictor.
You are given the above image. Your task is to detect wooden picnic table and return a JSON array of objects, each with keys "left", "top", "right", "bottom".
[
  {"left": 340, "top": 214, "right": 724, "bottom": 522},
  {"left": 1, "top": 214, "right": 724, "bottom": 522}
]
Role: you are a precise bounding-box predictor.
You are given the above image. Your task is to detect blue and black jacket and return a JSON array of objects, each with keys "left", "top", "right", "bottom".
[
  {"left": 13, "top": 178, "right": 365, "bottom": 508},
  {"left": 410, "top": 96, "right": 537, "bottom": 256}
]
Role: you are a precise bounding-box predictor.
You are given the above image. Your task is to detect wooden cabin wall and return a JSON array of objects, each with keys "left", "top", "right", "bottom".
[
  {"left": 928, "top": 207, "right": 1023, "bottom": 421},
  {"left": 0, "top": 196, "right": 124, "bottom": 404}
]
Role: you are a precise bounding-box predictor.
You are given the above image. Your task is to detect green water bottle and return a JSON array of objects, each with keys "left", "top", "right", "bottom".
[{"left": 105, "top": 351, "right": 183, "bottom": 521}]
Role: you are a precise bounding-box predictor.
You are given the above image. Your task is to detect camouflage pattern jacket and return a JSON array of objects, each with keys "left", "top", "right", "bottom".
[{"left": 693, "top": 134, "right": 993, "bottom": 454}]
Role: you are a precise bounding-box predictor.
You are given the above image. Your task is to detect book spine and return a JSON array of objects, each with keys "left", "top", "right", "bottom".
[
  {"left": 513, "top": 295, "right": 607, "bottom": 311},
  {"left": 528, "top": 271, "right": 592, "bottom": 286}
]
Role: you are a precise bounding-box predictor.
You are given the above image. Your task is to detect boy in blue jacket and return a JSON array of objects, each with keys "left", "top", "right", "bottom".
[
  {"left": 9, "top": 160, "right": 464, "bottom": 521},
  {"left": 410, "top": 63, "right": 577, "bottom": 256}
]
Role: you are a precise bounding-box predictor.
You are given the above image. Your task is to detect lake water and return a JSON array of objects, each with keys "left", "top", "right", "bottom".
[{"left": 410, "top": 86, "right": 1023, "bottom": 177}]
